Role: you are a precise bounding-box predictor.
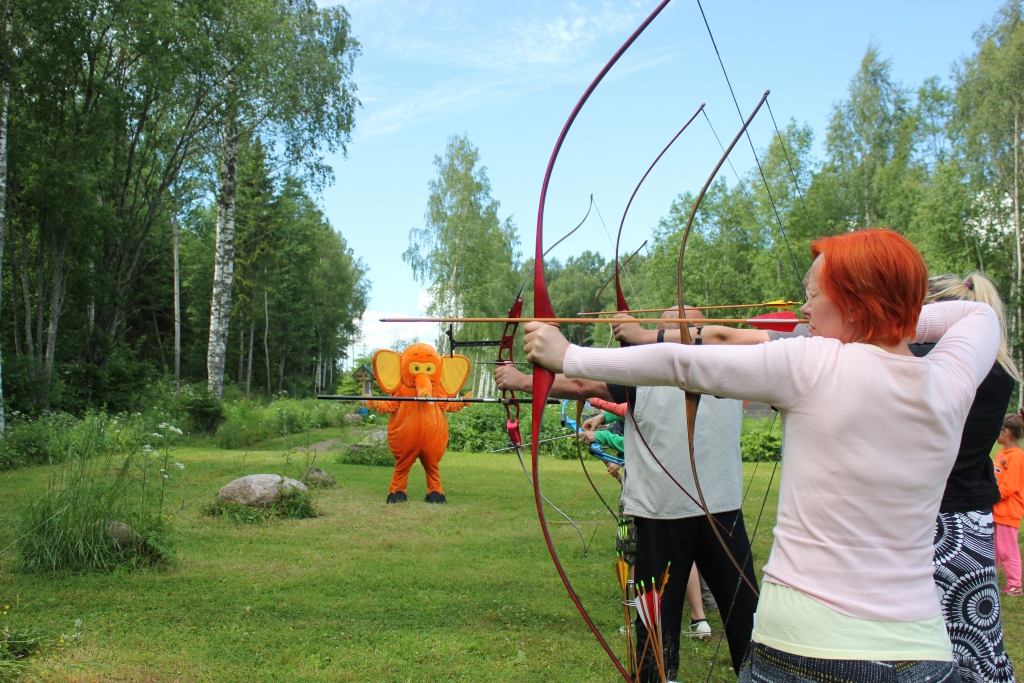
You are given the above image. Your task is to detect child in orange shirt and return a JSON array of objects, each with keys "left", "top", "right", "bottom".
[{"left": 994, "top": 413, "right": 1024, "bottom": 595}]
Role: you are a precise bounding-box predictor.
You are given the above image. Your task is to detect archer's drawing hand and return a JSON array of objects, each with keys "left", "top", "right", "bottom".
[
  {"left": 524, "top": 322, "right": 569, "bottom": 373},
  {"left": 579, "top": 429, "right": 597, "bottom": 445},
  {"left": 582, "top": 414, "right": 605, "bottom": 432},
  {"left": 494, "top": 365, "right": 531, "bottom": 393},
  {"left": 611, "top": 313, "right": 656, "bottom": 345}
]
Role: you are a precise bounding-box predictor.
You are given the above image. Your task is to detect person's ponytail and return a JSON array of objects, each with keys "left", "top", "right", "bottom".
[{"left": 927, "top": 272, "right": 1022, "bottom": 383}]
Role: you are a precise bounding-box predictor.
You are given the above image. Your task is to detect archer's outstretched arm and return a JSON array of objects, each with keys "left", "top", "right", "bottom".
[
  {"left": 494, "top": 365, "right": 613, "bottom": 401},
  {"left": 612, "top": 316, "right": 769, "bottom": 345}
]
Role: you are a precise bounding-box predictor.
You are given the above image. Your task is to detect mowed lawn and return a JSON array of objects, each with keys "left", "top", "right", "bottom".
[{"left": 1, "top": 440, "right": 1023, "bottom": 683}]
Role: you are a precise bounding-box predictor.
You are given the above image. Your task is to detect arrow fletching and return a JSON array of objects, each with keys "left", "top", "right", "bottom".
[{"left": 746, "top": 310, "right": 800, "bottom": 332}]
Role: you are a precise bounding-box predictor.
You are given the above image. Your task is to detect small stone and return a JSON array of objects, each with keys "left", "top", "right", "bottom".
[
  {"left": 218, "top": 474, "right": 308, "bottom": 508},
  {"left": 106, "top": 521, "right": 139, "bottom": 549},
  {"left": 302, "top": 467, "right": 336, "bottom": 488}
]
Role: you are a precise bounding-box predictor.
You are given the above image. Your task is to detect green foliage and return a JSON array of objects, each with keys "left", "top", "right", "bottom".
[
  {"left": 15, "top": 416, "right": 181, "bottom": 573},
  {"left": 203, "top": 488, "right": 318, "bottom": 524},
  {"left": 216, "top": 398, "right": 354, "bottom": 449},
  {"left": 0, "top": 0, "right": 364, "bottom": 414},
  {"left": 334, "top": 443, "right": 393, "bottom": 467},
  {"left": 0, "top": 622, "right": 44, "bottom": 683},
  {"left": 404, "top": 134, "right": 520, "bottom": 348},
  {"left": 741, "top": 416, "right": 782, "bottom": 462},
  {"left": 445, "top": 403, "right": 580, "bottom": 459},
  {"left": 179, "top": 387, "right": 226, "bottom": 434}
]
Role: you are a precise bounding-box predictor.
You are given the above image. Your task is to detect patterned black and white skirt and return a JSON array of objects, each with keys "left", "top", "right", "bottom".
[{"left": 933, "top": 510, "right": 1015, "bottom": 683}]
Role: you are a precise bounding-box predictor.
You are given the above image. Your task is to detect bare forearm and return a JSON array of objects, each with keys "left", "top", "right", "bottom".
[
  {"left": 638, "top": 326, "right": 767, "bottom": 345},
  {"left": 549, "top": 375, "right": 613, "bottom": 401}
]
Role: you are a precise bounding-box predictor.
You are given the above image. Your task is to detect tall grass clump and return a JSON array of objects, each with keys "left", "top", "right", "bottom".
[
  {"left": 16, "top": 416, "right": 182, "bottom": 573},
  {"left": 216, "top": 397, "right": 354, "bottom": 449}
]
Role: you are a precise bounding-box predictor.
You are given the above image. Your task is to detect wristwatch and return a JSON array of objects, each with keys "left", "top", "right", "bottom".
[
  {"left": 695, "top": 327, "right": 704, "bottom": 345},
  {"left": 657, "top": 329, "right": 665, "bottom": 343}
]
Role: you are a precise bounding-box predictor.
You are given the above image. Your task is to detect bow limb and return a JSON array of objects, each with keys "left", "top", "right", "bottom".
[
  {"left": 614, "top": 102, "right": 706, "bottom": 312},
  {"left": 675, "top": 91, "right": 771, "bottom": 601},
  {"left": 612, "top": 96, "right": 732, "bottom": 531},
  {"left": 533, "top": 3, "right": 673, "bottom": 681}
]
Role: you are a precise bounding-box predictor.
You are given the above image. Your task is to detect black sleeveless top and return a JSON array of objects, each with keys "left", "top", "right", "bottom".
[{"left": 910, "top": 343, "right": 1013, "bottom": 513}]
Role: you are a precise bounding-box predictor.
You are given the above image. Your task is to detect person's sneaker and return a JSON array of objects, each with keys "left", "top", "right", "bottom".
[
  {"left": 685, "top": 619, "right": 711, "bottom": 637},
  {"left": 1003, "top": 586, "right": 1023, "bottom": 596}
]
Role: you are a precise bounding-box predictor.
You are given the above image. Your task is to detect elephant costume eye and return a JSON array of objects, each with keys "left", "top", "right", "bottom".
[{"left": 409, "top": 363, "right": 436, "bottom": 375}]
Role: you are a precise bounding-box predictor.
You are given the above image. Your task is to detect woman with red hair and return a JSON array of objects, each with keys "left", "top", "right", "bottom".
[{"left": 525, "top": 229, "right": 998, "bottom": 683}]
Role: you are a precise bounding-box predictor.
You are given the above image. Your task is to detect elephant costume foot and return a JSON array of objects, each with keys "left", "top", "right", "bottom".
[
  {"left": 424, "top": 491, "right": 446, "bottom": 504},
  {"left": 386, "top": 491, "right": 408, "bottom": 504}
]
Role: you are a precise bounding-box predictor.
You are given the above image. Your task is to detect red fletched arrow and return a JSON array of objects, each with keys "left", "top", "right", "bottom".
[{"left": 745, "top": 310, "right": 801, "bottom": 333}]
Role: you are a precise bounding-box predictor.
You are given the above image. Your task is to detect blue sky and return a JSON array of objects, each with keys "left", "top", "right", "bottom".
[{"left": 313, "top": 0, "right": 1006, "bottom": 355}]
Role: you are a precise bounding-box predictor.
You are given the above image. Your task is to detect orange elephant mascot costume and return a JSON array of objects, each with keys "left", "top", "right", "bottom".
[{"left": 366, "top": 343, "right": 472, "bottom": 504}]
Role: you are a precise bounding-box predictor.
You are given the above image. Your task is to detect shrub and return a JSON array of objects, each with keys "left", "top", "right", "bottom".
[
  {"left": 740, "top": 415, "right": 782, "bottom": 462},
  {"left": 179, "top": 387, "right": 225, "bottom": 434},
  {"left": 446, "top": 402, "right": 578, "bottom": 458},
  {"left": 216, "top": 398, "right": 354, "bottom": 449}
]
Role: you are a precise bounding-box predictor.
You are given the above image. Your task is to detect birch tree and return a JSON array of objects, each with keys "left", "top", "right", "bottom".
[
  {"left": 205, "top": 0, "right": 359, "bottom": 398},
  {"left": 403, "top": 135, "right": 519, "bottom": 349}
]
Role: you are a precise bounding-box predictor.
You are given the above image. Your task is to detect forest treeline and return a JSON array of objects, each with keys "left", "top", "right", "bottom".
[
  {"left": 408, "top": 3, "right": 1024, "bottom": 401},
  {"left": 0, "top": 0, "right": 368, "bottom": 424}
]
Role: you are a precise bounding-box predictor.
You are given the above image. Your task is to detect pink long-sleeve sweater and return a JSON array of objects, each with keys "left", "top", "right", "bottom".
[{"left": 562, "top": 301, "right": 999, "bottom": 622}]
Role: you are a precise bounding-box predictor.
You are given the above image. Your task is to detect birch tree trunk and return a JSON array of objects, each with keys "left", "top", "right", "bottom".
[
  {"left": 263, "top": 288, "right": 271, "bottom": 399},
  {"left": 206, "top": 120, "right": 239, "bottom": 399},
  {"left": 0, "top": 67, "right": 10, "bottom": 434},
  {"left": 173, "top": 215, "right": 181, "bottom": 398},
  {"left": 238, "top": 323, "right": 245, "bottom": 389},
  {"left": 245, "top": 320, "right": 254, "bottom": 397},
  {"left": 42, "top": 225, "right": 68, "bottom": 378},
  {"left": 19, "top": 222, "right": 31, "bottom": 360}
]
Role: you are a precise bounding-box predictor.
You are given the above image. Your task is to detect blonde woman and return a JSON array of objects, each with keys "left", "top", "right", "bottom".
[{"left": 912, "top": 273, "right": 1019, "bottom": 683}]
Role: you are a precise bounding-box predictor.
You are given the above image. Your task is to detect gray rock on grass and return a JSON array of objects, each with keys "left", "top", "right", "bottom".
[
  {"left": 302, "top": 467, "right": 336, "bottom": 488},
  {"left": 218, "top": 474, "right": 308, "bottom": 508},
  {"left": 343, "top": 414, "right": 362, "bottom": 425},
  {"left": 107, "top": 521, "right": 140, "bottom": 549}
]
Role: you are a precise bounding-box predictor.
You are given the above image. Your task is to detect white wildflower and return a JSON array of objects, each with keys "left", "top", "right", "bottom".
[{"left": 175, "top": 462, "right": 186, "bottom": 470}]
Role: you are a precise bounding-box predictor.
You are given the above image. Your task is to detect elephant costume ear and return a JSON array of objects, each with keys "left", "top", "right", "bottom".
[
  {"left": 439, "top": 355, "right": 471, "bottom": 396},
  {"left": 373, "top": 350, "right": 403, "bottom": 394}
]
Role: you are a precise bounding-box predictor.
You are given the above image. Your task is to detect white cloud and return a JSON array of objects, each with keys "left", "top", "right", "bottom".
[
  {"left": 354, "top": 290, "right": 439, "bottom": 353},
  {"left": 336, "top": 0, "right": 676, "bottom": 137}
]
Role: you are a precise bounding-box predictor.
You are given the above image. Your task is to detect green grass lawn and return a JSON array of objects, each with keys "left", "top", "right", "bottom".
[{"left": 0, "top": 440, "right": 1021, "bottom": 682}]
